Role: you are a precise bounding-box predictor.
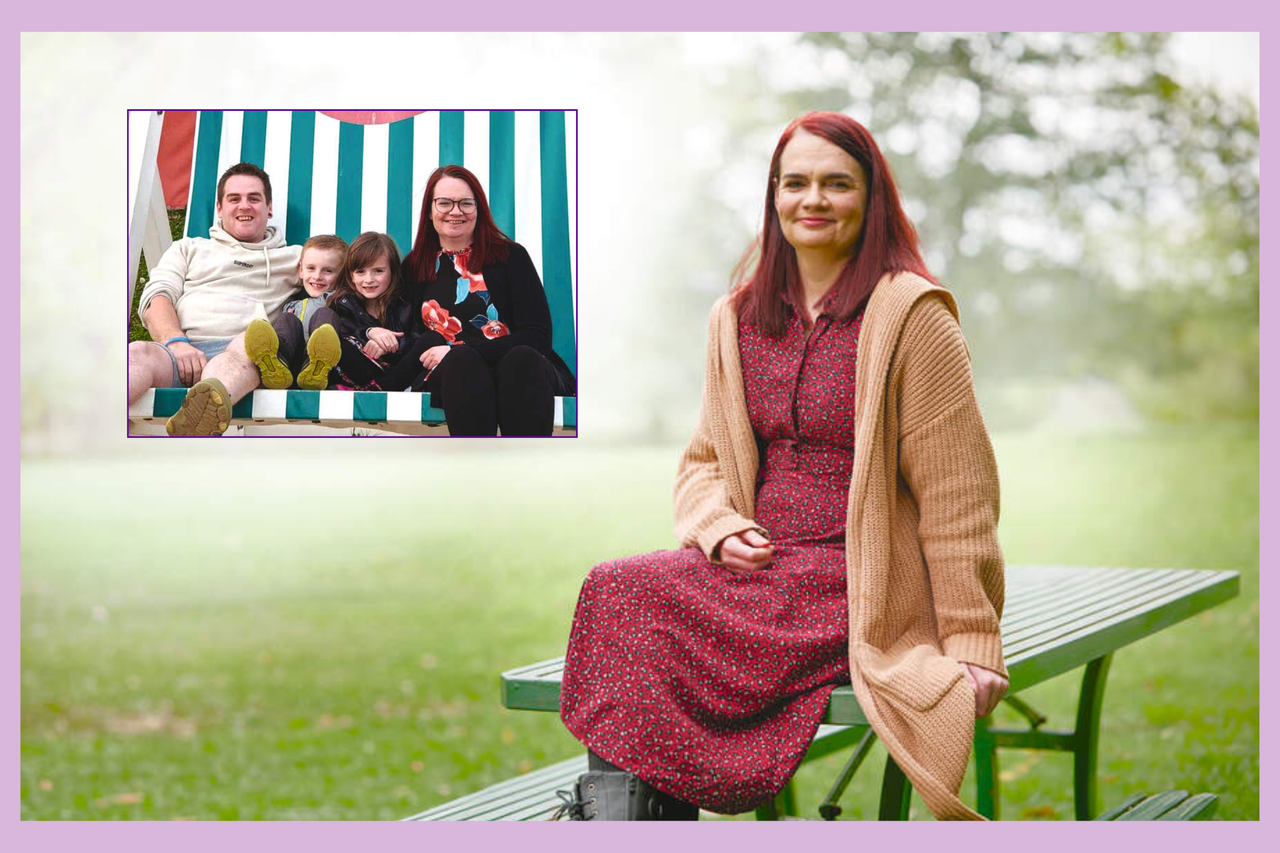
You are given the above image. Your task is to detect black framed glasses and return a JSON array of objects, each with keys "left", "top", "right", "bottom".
[{"left": 434, "top": 197, "right": 477, "bottom": 214}]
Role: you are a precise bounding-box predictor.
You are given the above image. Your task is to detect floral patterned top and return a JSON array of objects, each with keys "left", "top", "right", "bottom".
[
  {"left": 420, "top": 247, "right": 510, "bottom": 346},
  {"left": 405, "top": 240, "right": 577, "bottom": 394}
]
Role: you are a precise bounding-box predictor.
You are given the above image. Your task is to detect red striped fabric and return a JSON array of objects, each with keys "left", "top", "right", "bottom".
[{"left": 156, "top": 110, "right": 198, "bottom": 208}]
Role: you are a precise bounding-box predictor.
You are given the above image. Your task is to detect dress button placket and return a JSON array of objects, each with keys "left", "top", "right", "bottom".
[{"left": 791, "top": 316, "right": 826, "bottom": 438}]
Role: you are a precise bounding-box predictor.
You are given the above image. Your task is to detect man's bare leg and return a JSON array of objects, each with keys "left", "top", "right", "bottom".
[
  {"left": 200, "top": 332, "right": 261, "bottom": 404},
  {"left": 128, "top": 341, "right": 177, "bottom": 405},
  {"left": 165, "top": 333, "right": 261, "bottom": 436}
]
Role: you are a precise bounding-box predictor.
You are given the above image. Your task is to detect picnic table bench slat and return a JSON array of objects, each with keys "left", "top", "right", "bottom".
[
  {"left": 404, "top": 756, "right": 584, "bottom": 821},
  {"left": 1116, "top": 790, "right": 1189, "bottom": 820},
  {"left": 463, "top": 788, "right": 568, "bottom": 821},
  {"left": 1002, "top": 572, "right": 1237, "bottom": 691},
  {"left": 1092, "top": 791, "right": 1219, "bottom": 821},
  {"left": 1001, "top": 570, "right": 1227, "bottom": 655},
  {"left": 1000, "top": 567, "right": 1191, "bottom": 628},
  {"left": 1094, "top": 792, "right": 1149, "bottom": 821},
  {"left": 1002, "top": 569, "right": 1232, "bottom": 657},
  {"left": 1157, "top": 792, "right": 1219, "bottom": 821},
  {"left": 998, "top": 568, "right": 1183, "bottom": 632},
  {"left": 999, "top": 574, "right": 1186, "bottom": 648},
  {"left": 998, "top": 565, "right": 1165, "bottom": 611}
]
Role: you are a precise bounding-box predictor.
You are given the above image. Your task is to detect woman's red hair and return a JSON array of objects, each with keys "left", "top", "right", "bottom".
[
  {"left": 403, "top": 165, "right": 511, "bottom": 282},
  {"left": 733, "top": 111, "right": 936, "bottom": 335}
]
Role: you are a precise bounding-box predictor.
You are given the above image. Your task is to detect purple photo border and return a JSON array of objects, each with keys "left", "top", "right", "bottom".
[
  {"left": 14, "top": 4, "right": 1271, "bottom": 851},
  {"left": 124, "top": 107, "right": 580, "bottom": 440}
]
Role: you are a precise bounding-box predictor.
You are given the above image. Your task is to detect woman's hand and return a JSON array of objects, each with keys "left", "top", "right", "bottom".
[
  {"left": 365, "top": 328, "right": 403, "bottom": 358},
  {"left": 419, "top": 345, "right": 452, "bottom": 372},
  {"left": 167, "top": 341, "right": 208, "bottom": 386},
  {"left": 963, "top": 663, "right": 1008, "bottom": 718},
  {"left": 717, "top": 530, "right": 775, "bottom": 575}
]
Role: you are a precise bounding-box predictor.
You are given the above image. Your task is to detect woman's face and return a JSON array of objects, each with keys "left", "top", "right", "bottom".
[
  {"left": 431, "top": 176, "right": 479, "bottom": 248},
  {"left": 774, "top": 129, "right": 868, "bottom": 259},
  {"left": 352, "top": 254, "right": 392, "bottom": 301}
]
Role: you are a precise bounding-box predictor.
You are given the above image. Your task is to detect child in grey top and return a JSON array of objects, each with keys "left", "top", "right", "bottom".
[{"left": 244, "top": 235, "right": 347, "bottom": 390}]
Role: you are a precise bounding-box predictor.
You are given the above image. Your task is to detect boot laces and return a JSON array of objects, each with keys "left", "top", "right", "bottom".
[{"left": 552, "top": 787, "right": 587, "bottom": 821}]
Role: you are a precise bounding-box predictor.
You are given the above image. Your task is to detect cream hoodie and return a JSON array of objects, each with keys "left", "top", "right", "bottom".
[{"left": 139, "top": 222, "right": 302, "bottom": 342}]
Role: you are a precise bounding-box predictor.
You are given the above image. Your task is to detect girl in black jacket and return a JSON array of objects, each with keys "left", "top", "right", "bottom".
[{"left": 311, "top": 232, "right": 421, "bottom": 391}]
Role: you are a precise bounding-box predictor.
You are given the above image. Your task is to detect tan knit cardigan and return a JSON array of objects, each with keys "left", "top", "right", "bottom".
[{"left": 673, "top": 271, "right": 1006, "bottom": 820}]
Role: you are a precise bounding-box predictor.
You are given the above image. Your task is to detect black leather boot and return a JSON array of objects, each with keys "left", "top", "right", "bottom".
[
  {"left": 586, "top": 771, "right": 661, "bottom": 820},
  {"left": 554, "top": 771, "right": 697, "bottom": 820}
]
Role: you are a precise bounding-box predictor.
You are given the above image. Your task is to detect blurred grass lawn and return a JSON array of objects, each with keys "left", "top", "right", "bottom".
[{"left": 20, "top": 423, "right": 1258, "bottom": 820}]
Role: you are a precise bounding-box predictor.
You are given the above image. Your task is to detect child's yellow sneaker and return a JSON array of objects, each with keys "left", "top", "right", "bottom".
[
  {"left": 297, "top": 323, "right": 341, "bottom": 391},
  {"left": 244, "top": 319, "right": 292, "bottom": 389},
  {"left": 166, "top": 377, "right": 233, "bottom": 436}
]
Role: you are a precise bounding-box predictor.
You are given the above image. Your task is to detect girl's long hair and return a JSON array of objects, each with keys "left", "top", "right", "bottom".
[
  {"left": 331, "top": 231, "right": 404, "bottom": 322},
  {"left": 403, "top": 165, "right": 511, "bottom": 282},
  {"left": 733, "top": 111, "right": 936, "bottom": 335}
]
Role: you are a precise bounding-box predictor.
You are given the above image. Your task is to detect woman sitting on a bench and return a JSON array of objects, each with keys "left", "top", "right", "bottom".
[{"left": 556, "top": 112, "right": 1008, "bottom": 821}]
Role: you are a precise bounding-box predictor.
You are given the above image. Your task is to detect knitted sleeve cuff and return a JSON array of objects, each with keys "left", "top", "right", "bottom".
[
  {"left": 696, "top": 514, "right": 767, "bottom": 563},
  {"left": 942, "top": 632, "right": 1007, "bottom": 679}
]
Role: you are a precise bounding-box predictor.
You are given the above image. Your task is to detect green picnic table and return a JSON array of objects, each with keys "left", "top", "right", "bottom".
[{"left": 492, "top": 565, "right": 1238, "bottom": 821}]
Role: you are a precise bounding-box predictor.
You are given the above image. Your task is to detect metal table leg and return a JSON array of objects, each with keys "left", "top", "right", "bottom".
[
  {"left": 877, "top": 756, "right": 912, "bottom": 820},
  {"left": 977, "top": 652, "right": 1116, "bottom": 821},
  {"left": 973, "top": 715, "right": 999, "bottom": 819},
  {"left": 1073, "top": 653, "right": 1113, "bottom": 821}
]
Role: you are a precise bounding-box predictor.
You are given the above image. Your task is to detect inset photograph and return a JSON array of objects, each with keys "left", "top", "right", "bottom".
[{"left": 127, "top": 109, "right": 577, "bottom": 436}]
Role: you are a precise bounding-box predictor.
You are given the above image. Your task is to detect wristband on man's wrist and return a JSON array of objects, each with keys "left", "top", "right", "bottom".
[{"left": 164, "top": 336, "right": 191, "bottom": 347}]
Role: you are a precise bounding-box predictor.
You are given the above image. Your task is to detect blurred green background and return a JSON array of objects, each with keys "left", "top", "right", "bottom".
[
  {"left": 22, "top": 32, "right": 1257, "bottom": 819},
  {"left": 20, "top": 429, "right": 1259, "bottom": 819}
]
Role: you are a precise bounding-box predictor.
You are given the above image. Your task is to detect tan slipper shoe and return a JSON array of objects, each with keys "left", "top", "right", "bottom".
[{"left": 166, "top": 377, "right": 233, "bottom": 436}]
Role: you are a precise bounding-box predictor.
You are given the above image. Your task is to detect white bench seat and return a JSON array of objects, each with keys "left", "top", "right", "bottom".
[{"left": 128, "top": 388, "right": 576, "bottom": 436}]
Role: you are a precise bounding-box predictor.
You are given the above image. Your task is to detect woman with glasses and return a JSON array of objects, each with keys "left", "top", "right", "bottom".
[
  {"left": 399, "top": 165, "right": 576, "bottom": 436},
  {"left": 555, "top": 113, "right": 1007, "bottom": 820}
]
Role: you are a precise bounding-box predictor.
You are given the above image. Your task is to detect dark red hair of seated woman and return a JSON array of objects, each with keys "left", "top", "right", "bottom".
[
  {"left": 403, "top": 164, "right": 511, "bottom": 282},
  {"left": 733, "top": 111, "right": 937, "bottom": 336}
]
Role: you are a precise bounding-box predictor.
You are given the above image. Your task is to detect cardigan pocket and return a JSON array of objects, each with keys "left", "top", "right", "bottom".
[{"left": 854, "top": 641, "right": 968, "bottom": 713}]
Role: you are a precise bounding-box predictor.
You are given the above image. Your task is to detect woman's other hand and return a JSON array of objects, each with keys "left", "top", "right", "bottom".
[
  {"left": 419, "top": 345, "right": 452, "bottom": 372},
  {"left": 718, "top": 530, "right": 775, "bottom": 575},
  {"left": 963, "top": 663, "right": 1009, "bottom": 718}
]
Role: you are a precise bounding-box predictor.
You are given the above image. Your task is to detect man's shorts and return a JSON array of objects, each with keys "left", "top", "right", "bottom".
[{"left": 147, "top": 337, "right": 234, "bottom": 388}]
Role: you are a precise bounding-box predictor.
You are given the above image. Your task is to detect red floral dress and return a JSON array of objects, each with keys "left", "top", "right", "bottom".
[{"left": 560, "top": 307, "right": 865, "bottom": 814}]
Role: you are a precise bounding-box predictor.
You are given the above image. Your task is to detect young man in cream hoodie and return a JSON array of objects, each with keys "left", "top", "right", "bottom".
[{"left": 129, "top": 163, "right": 302, "bottom": 436}]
